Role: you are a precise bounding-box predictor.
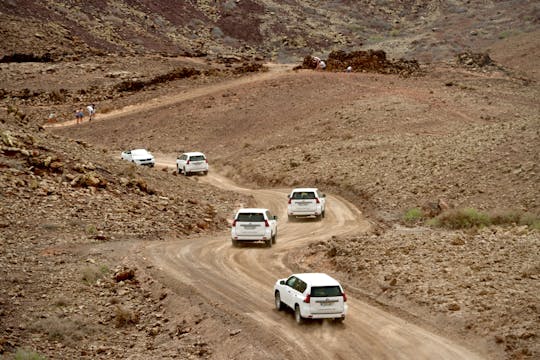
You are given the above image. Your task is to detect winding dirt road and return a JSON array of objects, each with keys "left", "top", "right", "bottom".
[
  {"left": 143, "top": 170, "right": 484, "bottom": 359},
  {"left": 51, "top": 65, "right": 486, "bottom": 358}
]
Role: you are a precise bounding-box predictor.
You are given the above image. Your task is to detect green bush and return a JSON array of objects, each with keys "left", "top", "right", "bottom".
[
  {"left": 14, "top": 348, "right": 47, "bottom": 360},
  {"left": 403, "top": 208, "right": 423, "bottom": 223},
  {"left": 433, "top": 208, "right": 490, "bottom": 229}
]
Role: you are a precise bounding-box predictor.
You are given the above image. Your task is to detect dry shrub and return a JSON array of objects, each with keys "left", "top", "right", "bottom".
[
  {"left": 14, "top": 348, "right": 47, "bottom": 360},
  {"left": 81, "top": 264, "right": 107, "bottom": 285},
  {"left": 434, "top": 208, "right": 490, "bottom": 229},
  {"left": 33, "top": 316, "right": 95, "bottom": 347},
  {"left": 114, "top": 305, "right": 139, "bottom": 327}
]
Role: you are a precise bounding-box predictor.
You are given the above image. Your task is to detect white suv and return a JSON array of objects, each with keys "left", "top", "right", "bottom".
[
  {"left": 231, "top": 208, "right": 277, "bottom": 247},
  {"left": 274, "top": 273, "right": 347, "bottom": 324},
  {"left": 176, "top": 152, "right": 209, "bottom": 176},
  {"left": 287, "top": 188, "right": 326, "bottom": 220},
  {"left": 120, "top": 149, "right": 155, "bottom": 167}
]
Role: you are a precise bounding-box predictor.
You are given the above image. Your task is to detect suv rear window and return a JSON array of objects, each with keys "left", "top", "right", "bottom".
[
  {"left": 236, "top": 213, "right": 265, "bottom": 222},
  {"left": 310, "top": 286, "right": 342, "bottom": 297},
  {"left": 189, "top": 155, "right": 205, "bottom": 161},
  {"left": 292, "top": 192, "right": 316, "bottom": 200}
]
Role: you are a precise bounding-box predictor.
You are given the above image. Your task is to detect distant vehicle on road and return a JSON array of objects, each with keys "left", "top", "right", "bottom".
[
  {"left": 231, "top": 208, "right": 277, "bottom": 248},
  {"left": 176, "top": 152, "right": 208, "bottom": 176},
  {"left": 274, "top": 273, "right": 347, "bottom": 324},
  {"left": 287, "top": 188, "right": 326, "bottom": 220},
  {"left": 121, "top": 149, "right": 155, "bottom": 167}
]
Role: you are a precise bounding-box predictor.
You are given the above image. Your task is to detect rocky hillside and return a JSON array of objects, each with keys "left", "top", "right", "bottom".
[{"left": 1, "top": 0, "right": 538, "bottom": 62}]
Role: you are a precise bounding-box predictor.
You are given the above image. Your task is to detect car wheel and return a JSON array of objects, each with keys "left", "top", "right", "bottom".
[
  {"left": 294, "top": 305, "right": 304, "bottom": 324},
  {"left": 203, "top": 171, "right": 208, "bottom": 176},
  {"left": 321, "top": 210, "right": 325, "bottom": 218},
  {"left": 231, "top": 239, "right": 238, "bottom": 247},
  {"left": 177, "top": 165, "right": 181, "bottom": 174},
  {"left": 265, "top": 238, "right": 272, "bottom": 248},
  {"left": 183, "top": 167, "right": 188, "bottom": 176},
  {"left": 272, "top": 233, "right": 276, "bottom": 244},
  {"left": 334, "top": 317, "right": 345, "bottom": 323},
  {"left": 275, "top": 292, "right": 283, "bottom": 311},
  {"left": 288, "top": 215, "right": 294, "bottom": 222}
]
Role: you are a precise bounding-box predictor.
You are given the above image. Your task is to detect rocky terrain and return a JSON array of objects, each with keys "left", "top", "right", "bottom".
[
  {"left": 1, "top": 1, "right": 539, "bottom": 360},
  {"left": 1, "top": 1, "right": 539, "bottom": 62}
]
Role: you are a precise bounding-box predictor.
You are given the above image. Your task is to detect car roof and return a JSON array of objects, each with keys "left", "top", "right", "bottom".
[
  {"left": 291, "top": 188, "right": 319, "bottom": 192},
  {"left": 293, "top": 273, "right": 341, "bottom": 286},
  {"left": 131, "top": 148, "right": 150, "bottom": 153},
  {"left": 236, "top": 208, "right": 269, "bottom": 213},
  {"left": 183, "top": 151, "right": 206, "bottom": 156}
]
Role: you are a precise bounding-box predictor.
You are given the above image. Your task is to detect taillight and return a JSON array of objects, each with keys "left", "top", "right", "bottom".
[
  {"left": 303, "top": 294, "right": 311, "bottom": 303},
  {"left": 264, "top": 220, "right": 269, "bottom": 227},
  {"left": 205, "top": 159, "right": 208, "bottom": 163},
  {"left": 232, "top": 219, "right": 237, "bottom": 227},
  {"left": 288, "top": 198, "right": 291, "bottom": 204},
  {"left": 315, "top": 197, "right": 320, "bottom": 204},
  {"left": 186, "top": 160, "right": 190, "bottom": 164},
  {"left": 342, "top": 293, "right": 347, "bottom": 302}
]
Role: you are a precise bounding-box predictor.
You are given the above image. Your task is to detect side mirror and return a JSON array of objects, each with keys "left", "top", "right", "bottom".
[
  {"left": 280, "top": 280, "right": 285, "bottom": 285},
  {"left": 287, "top": 194, "right": 290, "bottom": 198},
  {"left": 273, "top": 215, "right": 278, "bottom": 220},
  {"left": 322, "top": 194, "right": 326, "bottom": 198}
]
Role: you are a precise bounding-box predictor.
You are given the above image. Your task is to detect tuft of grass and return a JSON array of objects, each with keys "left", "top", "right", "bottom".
[
  {"left": 14, "top": 348, "right": 47, "bottom": 360},
  {"left": 519, "top": 213, "right": 540, "bottom": 229},
  {"left": 31, "top": 316, "right": 95, "bottom": 348},
  {"left": 403, "top": 207, "right": 424, "bottom": 223},
  {"left": 433, "top": 208, "right": 490, "bottom": 229},
  {"left": 114, "top": 305, "right": 139, "bottom": 327},
  {"left": 81, "top": 264, "right": 108, "bottom": 285},
  {"left": 85, "top": 224, "right": 97, "bottom": 235}
]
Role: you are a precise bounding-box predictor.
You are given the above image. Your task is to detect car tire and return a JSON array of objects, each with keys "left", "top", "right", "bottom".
[
  {"left": 275, "top": 292, "right": 283, "bottom": 311},
  {"left": 288, "top": 215, "right": 294, "bottom": 222},
  {"left": 321, "top": 210, "right": 325, "bottom": 219},
  {"left": 272, "top": 233, "right": 276, "bottom": 244},
  {"left": 294, "top": 305, "right": 304, "bottom": 324},
  {"left": 177, "top": 165, "right": 181, "bottom": 174},
  {"left": 231, "top": 239, "right": 238, "bottom": 247},
  {"left": 203, "top": 171, "right": 208, "bottom": 176},
  {"left": 265, "top": 238, "right": 272, "bottom": 248},
  {"left": 334, "top": 317, "right": 345, "bottom": 323},
  {"left": 183, "top": 167, "right": 189, "bottom": 176}
]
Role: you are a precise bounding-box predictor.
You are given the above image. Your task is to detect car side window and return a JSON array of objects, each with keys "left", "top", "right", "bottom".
[
  {"left": 286, "top": 276, "right": 297, "bottom": 289},
  {"left": 295, "top": 280, "right": 307, "bottom": 293}
]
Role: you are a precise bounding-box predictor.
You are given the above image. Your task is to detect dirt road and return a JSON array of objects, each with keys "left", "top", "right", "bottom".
[{"left": 142, "top": 170, "right": 484, "bottom": 359}]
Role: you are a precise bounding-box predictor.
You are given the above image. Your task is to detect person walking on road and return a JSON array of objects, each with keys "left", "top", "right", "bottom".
[
  {"left": 87, "top": 104, "right": 95, "bottom": 121},
  {"left": 75, "top": 108, "right": 84, "bottom": 124}
]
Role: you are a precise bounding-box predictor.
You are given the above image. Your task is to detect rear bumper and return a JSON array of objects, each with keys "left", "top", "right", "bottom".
[
  {"left": 288, "top": 211, "right": 320, "bottom": 217},
  {"left": 186, "top": 166, "right": 208, "bottom": 173},
  {"left": 305, "top": 313, "right": 346, "bottom": 320},
  {"left": 232, "top": 235, "right": 270, "bottom": 242}
]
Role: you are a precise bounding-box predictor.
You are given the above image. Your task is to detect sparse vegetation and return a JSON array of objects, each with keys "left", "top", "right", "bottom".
[
  {"left": 114, "top": 305, "right": 139, "bottom": 327},
  {"left": 32, "top": 316, "right": 93, "bottom": 347},
  {"left": 81, "top": 264, "right": 109, "bottom": 284},
  {"left": 85, "top": 224, "right": 97, "bottom": 235},
  {"left": 431, "top": 208, "right": 490, "bottom": 229},
  {"left": 403, "top": 207, "right": 424, "bottom": 223},
  {"left": 430, "top": 209, "right": 540, "bottom": 230},
  {"left": 14, "top": 348, "right": 47, "bottom": 360}
]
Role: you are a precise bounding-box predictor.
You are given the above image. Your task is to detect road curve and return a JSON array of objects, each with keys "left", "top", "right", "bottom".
[{"left": 143, "top": 171, "right": 484, "bottom": 360}]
